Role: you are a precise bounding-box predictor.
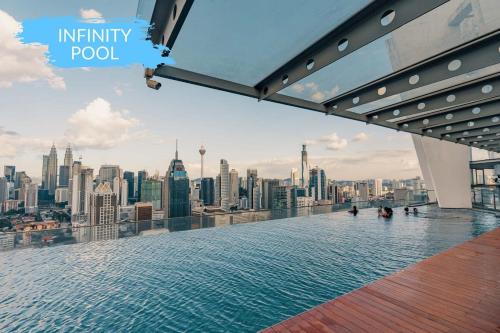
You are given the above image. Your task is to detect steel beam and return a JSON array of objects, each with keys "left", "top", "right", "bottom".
[
  {"left": 366, "top": 74, "right": 500, "bottom": 123},
  {"left": 428, "top": 113, "right": 500, "bottom": 138},
  {"left": 463, "top": 132, "right": 500, "bottom": 145},
  {"left": 446, "top": 124, "right": 500, "bottom": 140},
  {"left": 324, "top": 30, "right": 500, "bottom": 112},
  {"left": 397, "top": 98, "right": 500, "bottom": 132},
  {"left": 149, "top": 0, "right": 193, "bottom": 49},
  {"left": 255, "top": 0, "right": 447, "bottom": 99}
]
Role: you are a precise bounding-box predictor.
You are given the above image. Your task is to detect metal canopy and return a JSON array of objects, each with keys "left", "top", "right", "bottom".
[{"left": 140, "top": 0, "right": 500, "bottom": 152}]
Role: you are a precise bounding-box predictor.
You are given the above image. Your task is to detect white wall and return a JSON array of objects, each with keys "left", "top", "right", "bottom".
[{"left": 412, "top": 135, "right": 472, "bottom": 208}]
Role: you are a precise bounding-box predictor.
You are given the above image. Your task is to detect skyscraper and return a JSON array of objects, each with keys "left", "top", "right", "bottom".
[
  {"left": 262, "top": 179, "right": 280, "bottom": 209},
  {"left": 220, "top": 159, "right": 230, "bottom": 211},
  {"left": 137, "top": 170, "right": 148, "bottom": 201},
  {"left": 64, "top": 145, "right": 73, "bottom": 167},
  {"left": 164, "top": 142, "right": 191, "bottom": 218},
  {"left": 141, "top": 179, "right": 163, "bottom": 210},
  {"left": 41, "top": 155, "right": 49, "bottom": 190},
  {"left": 200, "top": 177, "right": 214, "bottom": 205},
  {"left": 59, "top": 165, "right": 70, "bottom": 187},
  {"left": 229, "top": 169, "right": 239, "bottom": 206},
  {"left": 0, "top": 178, "right": 9, "bottom": 204},
  {"left": 3, "top": 166, "right": 15, "bottom": 182},
  {"left": 247, "top": 169, "right": 258, "bottom": 209},
  {"left": 70, "top": 162, "right": 94, "bottom": 223},
  {"left": 123, "top": 171, "right": 135, "bottom": 202},
  {"left": 309, "top": 167, "right": 326, "bottom": 201},
  {"left": 301, "top": 144, "right": 309, "bottom": 188},
  {"left": 291, "top": 168, "right": 299, "bottom": 186},
  {"left": 98, "top": 165, "right": 121, "bottom": 184},
  {"left": 89, "top": 182, "right": 119, "bottom": 241},
  {"left": 23, "top": 183, "right": 38, "bottom": 214},
  {"left": 47, "top": 144, "right": 58, "bottom": 196},
  {"left": 374, "top": 178, "right": 383, "bottom": 197}
]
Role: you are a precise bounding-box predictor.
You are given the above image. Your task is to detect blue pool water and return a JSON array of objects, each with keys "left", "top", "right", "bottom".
[{"left": 0, "top": 205, "right": 498, "bottom": 332}]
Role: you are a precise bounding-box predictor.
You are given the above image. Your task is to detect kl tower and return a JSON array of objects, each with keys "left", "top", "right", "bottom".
[{"left": 199, "top": 145, "right": 206, "bottom": 179}]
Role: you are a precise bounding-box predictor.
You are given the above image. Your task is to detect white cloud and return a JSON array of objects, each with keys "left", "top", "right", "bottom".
[
  {"left": 0, "top": 10, "right": 66, "bottom": 90},
  {"left": 0, "top": 128, "right": 51, "bottom": 158},
  {"left": 114, "top": 86, "right": 123, "bottom": 96},
  {"left": 311, "top": 91, "right": 326, "bottom": 102},
  {"left": 314, "top": 133, "right": 349, "bottom": 151},
  {"left": 352, "top": 132, "right": 368, "bottom": 142},
  {"left": 64, "top": 98, "right": 140, "bottom": 150},
  {"left": 79, "top": 8, "right": 105, "bottom": 23},
  {"left": 291, "top": 83, "right": 304, "bottom": 93}
]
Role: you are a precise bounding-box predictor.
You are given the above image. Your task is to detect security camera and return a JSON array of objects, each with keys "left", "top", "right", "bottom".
[
  {"left": 144, "top": 68, "right": 154, "bottom": 79},
  {"left": 146, "top": 79, "right": 161, "bottom": 90}
]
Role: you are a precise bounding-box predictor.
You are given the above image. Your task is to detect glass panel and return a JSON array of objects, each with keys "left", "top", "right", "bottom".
[
  {"left": 136, "top": 0, "right": 157, "bottom": 21},
  {"left": 169, "top": 0, "right": 371, "bottom": 85},
  {"left": 281, "top": 0, "right": 500, "bottom": 105}
]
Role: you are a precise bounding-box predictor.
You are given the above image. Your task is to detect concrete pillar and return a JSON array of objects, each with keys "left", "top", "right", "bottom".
[{"left": 412, "top": 134, "right": 471, "bottom": 208}]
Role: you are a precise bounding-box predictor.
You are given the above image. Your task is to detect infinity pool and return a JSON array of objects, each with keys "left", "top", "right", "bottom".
[{"left": 0, "top": 205, "right": 498, "bottom": 332}]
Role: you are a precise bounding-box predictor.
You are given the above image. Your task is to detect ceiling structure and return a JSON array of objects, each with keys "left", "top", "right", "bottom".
[{"left": 138, "top": 0, "right": 500, "bottom": 152}]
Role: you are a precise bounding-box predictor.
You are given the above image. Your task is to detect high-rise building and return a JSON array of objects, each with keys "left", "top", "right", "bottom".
[
  {"left": 200, "top": 177, "right": 214, "bottom": 205},
  {"left": 219, "top": 159, "right": 230, "bottom": 211},
  {"left": 64, "top": 145, "right": 73, "bottom": 166},
  {"left": 215, "top": 174, "right": 221, "bottom": 206},
  {"left": 247, "top": 169, "right": 258, "bottom": 209},
  {"left": 291, "top": 168, "right": 299, "bottom": 186},
  {"left": 301, "top": 144, "right": 309, "bottom": 188},
  {"left": 3, "top": 166, "right": 15, "bottom": 182},
  {"left": 357, "top": 182, "right": 369, "bottom": 201},
  {"left": 70, "top": 162, "right": 94, "bottom": 223},
  {"left": 374, "top": 178, "right": 383, "bottom": 197},
  {"left": 23, "top": 183, "right": 38, "bottom": 214},
  {"left": 59, "top": 165, "right": 70, "bottom": 187},
  {"left": 0, "top": 177, "right": 9, "bottom": 205},
  {"left": 89, "top": 183, "right": 119, "bottom": 241},
  {"left": 229, "top": 169, "right": 239, "bottom": 206},
  {"left": 252, "top": 182, "right": 262, "bottom": 211},
  {"left": 123, "top": 171, "right": 135, "bottom": 202},
  {"left": 41, "top": 155, "right": 49, "bottom": 190},
  {"left": 99, "top": 165, "right": 121, "bottom": 184},
  {"left": 163, "top": 142, "right": 191, "bottom": 218},
  {"left": 120, "top": 178, "right": 128, "bottom": 206},
  {"left": 14, "top": 171, "right": 28, "bottom": 189},
  {"left": 141, "top": 179, "right": 163, "bottom": 210},
  {"left": 262, "top": 179, "right": 280, "bottom": 209},
  {"left": 137, "top": 170, "right": 148, "bottom": 201},
  {"left": 55, "top": 187, "right": 69, "bottom": 203},
  {"left": 272, "top": 185, "right": 291, "bottom": 209},
  {"left": 47, "top": 144, "right": 58, "bottom": 196},
  {"left": 309, "top": 167, "right": 326, "bottom": 201}
]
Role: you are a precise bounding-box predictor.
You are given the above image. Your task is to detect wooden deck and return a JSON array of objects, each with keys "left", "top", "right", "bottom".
[{"left": 263, "top": 227, "right": 500, "bottom": 333}]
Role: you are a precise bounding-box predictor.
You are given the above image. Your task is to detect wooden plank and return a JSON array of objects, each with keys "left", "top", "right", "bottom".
[{"left": 261, "top": 227, "right": 500, "bottom": 333}]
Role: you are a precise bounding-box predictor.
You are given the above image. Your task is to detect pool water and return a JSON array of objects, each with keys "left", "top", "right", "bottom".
[{"left": 0, "top": 205, "right": 498, "bottom": 332}]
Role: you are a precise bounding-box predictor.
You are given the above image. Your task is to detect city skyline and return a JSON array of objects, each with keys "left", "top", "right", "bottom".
[{"left": 0, "top": 0, "right": 426, "bottom": 181}]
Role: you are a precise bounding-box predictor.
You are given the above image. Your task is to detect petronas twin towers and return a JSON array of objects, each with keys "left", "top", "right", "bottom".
[{"left": 42, "top": 144, "right": 73, "bottom": 196}]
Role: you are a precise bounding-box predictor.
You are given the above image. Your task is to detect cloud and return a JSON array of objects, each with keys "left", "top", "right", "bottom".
[
  {"left": 352, "top": 132, "right": 368, "bottom": 142},
  {"left": 114, "top": 86, "right": 123, "bottom": 96},
  {"left": 320, "top": 133, "right": 348, "bottom": 150},
  {"left": 0, "top": 128, "right": 51, "bottom": 158},
  {"left": 291, "top": 83, "right": 304, "bottom": 93},
  {"left": 0, "top": 10, "right": 66, "bottom": 90},
  {"left": 64, "top": 97, "right": 140, "bottom": 150},
  {"left": 79, "top": 8, "right": 104, "bottom": 23},
  {"left": 311, "top": 91, "right": 326, "bottom": 102}
]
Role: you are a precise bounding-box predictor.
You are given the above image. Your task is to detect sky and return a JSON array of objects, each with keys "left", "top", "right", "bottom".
[{"left": 0, "top": 0, "right": 423, "bottom": 182}]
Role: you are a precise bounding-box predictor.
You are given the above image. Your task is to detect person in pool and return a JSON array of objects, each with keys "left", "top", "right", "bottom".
[
  {"left": 382, "top": 207, "right": 393, "bottom": 218},
  {"left": 404, "top": 206, "right": 409, "bottom": 215},
  {"left": 377, "top": 206, "right": 383, "bottom": 217},
  {"left": 413, "top": 207, "right": 418, "bottom": 215},
  {"left": 349, "top": 205, "right": 358, "bottom": 216}
]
